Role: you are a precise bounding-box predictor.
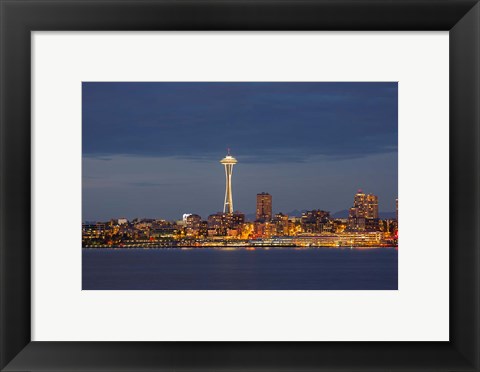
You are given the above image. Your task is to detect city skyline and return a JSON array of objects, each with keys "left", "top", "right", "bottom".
[
  {"left": 82, "top": 149, "right": 397, "bottom": 221},
  {"left": 83, "top": 82, "right": 397, "bottom": 221},
  {"left": 83, "top": 187, "right": 398, "bottom": 248}
]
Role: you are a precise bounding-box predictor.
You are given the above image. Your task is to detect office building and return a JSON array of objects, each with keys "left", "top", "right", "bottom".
[{"left": 256, "top": 192, "right": 272, "bottom": 221}]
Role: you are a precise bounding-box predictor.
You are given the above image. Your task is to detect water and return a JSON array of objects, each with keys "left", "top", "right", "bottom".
[{"left": 82, "top": 247, "right": 397, "bottom": 290}]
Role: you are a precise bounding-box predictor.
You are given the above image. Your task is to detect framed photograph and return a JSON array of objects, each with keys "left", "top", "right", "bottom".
[
  {"left": 81, "top": 81, "right": 399, "bottom": 291},
  {"left": 1, "top": 0, "right": 479, "bottom": 371}
]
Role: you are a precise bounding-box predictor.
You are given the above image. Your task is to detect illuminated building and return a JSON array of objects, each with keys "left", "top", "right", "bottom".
[
  {"left": 254, "top": 221, "right": 276, "bottom": 238},
  {"left": 366, "top": 194, "right": 379, "bottom": 219},
  {"left": 333, "top": 220, "right": 347, "bottom": 233},
  {"left": 185, "top": 214, "right": 202, "bottom": 237},
  {"left": 348, "top": 216, "right": 366, "bottom": 231},
  {"left": 82, "top": 222, "right": 107, "bottom": 240},
  {"left": 350, "top": 190, "right": 365, "bottom": 218},
  {"left": 321, "top": 220, "right": 336, "bottom": 233},
  {"left": 135, "top": 219, "right": 154, "bottom": 230},
  {"left": 365, "top": 218, "right": 380, "bottom": 232},
  {"left": 348, "top": 190, "right": 379, "bottom": 231},
  {"left": 220, "top": 149, "right": 238, "bottom": 214},
  {"left": 291, "top": 232, "right": 384, "bottom": 247},
  {"left": 186, "top": 214, "right": 201, "bottom": 230},
  {"left": 208, "top": 213, "right": 225, "bottom": 235},
  {"left": 227, "top": 228, "right": 239, "bottom": 237},
  {"left": 273, "top": 213, "right": 289, "bottom": 236},
  {"left": 198, "top": 221, "right": 209, "bottom": 237},
  {"left": 207, "top": 211, "right": 244, "bottom": 236},
  {"left": 256, "top": 192, "right": 272, "bottom": 221},
  {"left": 349, "top": 190, "right": 378, "bottom": 218},
  {"left": 151, "top": 226, "right": 182, "bottom": 239},
  {"left": 239, "top": 221, "right": 254, "bottom": 239},
  {"left": 231, "top": 211, "right": 245, "bottom": 228},
  {"left": 301, "top": 210, "right": 330, "bottom": 233}
]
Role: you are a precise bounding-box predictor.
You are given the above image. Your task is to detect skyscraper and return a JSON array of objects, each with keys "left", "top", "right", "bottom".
[
  {"left": 256, "top": 192, "right": 272, "bottom": 221},
  {"left": 366, "top": 194, "right": 379, "bottom": 219},
  {"left": 220, "top": 149, "right": 237, "bottom": 214},
  {"left": 348, "top": 190, "right": 379, "bottom": 231},
  {"left": 349, "top": 190, "right": 378, "bottom": 219}
]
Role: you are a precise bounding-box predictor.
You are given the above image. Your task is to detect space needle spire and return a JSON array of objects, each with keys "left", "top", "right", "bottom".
[{"left": 220, "top": 149, "right": 238, "bottom": 214}]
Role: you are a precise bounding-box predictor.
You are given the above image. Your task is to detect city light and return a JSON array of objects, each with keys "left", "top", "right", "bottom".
[{"left": 82, "top": 151, "right": 398, "bottom": 249}]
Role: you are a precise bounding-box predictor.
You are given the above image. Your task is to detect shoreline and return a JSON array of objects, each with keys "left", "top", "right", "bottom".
[{"left": 82, "top": 245, "right": 397, "bottom": 249}]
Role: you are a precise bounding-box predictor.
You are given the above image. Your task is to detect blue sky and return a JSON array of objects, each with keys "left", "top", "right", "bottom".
[{"left": 83, "top": 82, "right": 397, "bottom": 221}]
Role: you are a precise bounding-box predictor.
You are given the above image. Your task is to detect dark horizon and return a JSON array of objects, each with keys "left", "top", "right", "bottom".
[{"left": 83, "top": 82, "right": 398, "bottom": 221}]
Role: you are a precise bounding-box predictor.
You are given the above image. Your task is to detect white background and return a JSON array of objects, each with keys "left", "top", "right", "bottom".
[{"left": 32, "top": 32, "right": 449, "bottom": 341}]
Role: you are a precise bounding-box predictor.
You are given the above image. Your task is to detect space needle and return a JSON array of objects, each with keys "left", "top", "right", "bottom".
[{"left": 220, "top": 149, "right": 237, "bottom": 214}]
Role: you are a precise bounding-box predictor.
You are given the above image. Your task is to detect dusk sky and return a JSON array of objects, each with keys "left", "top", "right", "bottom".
[{"left": 82, "top": 82, "right": 397, "bottom": 221}]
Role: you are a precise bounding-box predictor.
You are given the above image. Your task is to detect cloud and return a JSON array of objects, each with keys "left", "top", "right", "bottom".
[{"left": 82, "top": 82, "right": 397, "bottom": 164}]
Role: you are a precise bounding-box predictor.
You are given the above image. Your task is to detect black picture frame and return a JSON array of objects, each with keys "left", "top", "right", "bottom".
[{"left": 1, "top": 0, "right": 479, "bottom": 371}]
